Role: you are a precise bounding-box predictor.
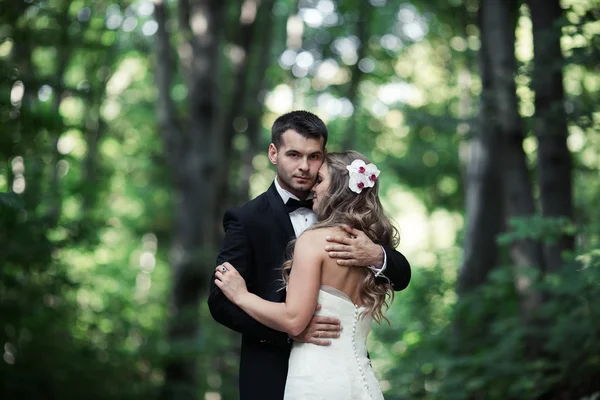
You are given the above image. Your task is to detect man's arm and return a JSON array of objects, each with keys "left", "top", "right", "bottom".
[
  {"left": 207, "top": 210, "right": 288, "bottom": 346},
  {"left": 324, "top": 225, "right": 411, "bottom": 291},
  {"left": 379, "top": 244, "right": 411, "bottom": 291}
]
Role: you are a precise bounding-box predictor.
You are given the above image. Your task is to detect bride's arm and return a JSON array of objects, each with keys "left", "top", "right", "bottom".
[{"left": 215, "top": 231, "right": 323, "bottom": 336}]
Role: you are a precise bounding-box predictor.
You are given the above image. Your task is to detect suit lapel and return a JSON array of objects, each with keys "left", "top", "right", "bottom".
[{"left": 266, "top": 182, "right": 296, "bottom": 242}]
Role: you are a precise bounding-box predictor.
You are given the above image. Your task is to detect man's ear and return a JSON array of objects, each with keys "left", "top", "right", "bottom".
[{"left": 268, "top": 143, "right": 278, "bottom": 165}]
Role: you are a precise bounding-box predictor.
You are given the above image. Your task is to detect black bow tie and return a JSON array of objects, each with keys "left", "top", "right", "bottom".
[{"left": 286, "top": 198, "right": 314, "bottom": 213}]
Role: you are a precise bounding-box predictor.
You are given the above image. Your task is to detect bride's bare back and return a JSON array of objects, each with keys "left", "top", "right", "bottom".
[{"left": 298, "top": 226, "right": 369, "bottom": 306}]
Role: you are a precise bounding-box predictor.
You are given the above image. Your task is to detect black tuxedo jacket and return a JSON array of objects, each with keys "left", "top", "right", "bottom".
[{"left": 208, "top": 183, "right": 411, "bottom": 400}]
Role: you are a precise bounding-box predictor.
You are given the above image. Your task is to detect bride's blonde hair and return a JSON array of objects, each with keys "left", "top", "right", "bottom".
[{"left": 282, "top": 151, "right": 399, "bottom": 324}]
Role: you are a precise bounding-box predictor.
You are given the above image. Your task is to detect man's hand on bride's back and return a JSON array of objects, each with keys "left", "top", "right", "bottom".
[
  {"left": 290, "top": 304, "right": 342, "bottom": 346},
  {"left": 324, "top": 225, "right": 384, "bottom": 268}
]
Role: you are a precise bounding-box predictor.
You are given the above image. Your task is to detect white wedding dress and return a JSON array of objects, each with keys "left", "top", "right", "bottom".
[{"left": 284, "top": 286, "right": 384, "bottom": 400}]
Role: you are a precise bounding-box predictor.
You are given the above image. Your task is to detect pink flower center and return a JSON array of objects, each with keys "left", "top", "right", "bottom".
[
  {"left": 358, "top": 166, "right": 365, "bottom": 173},
  {"left": 357, "top": 182, "right": 365, "bottom": 189},
  {"left": 370, "top": 174, "right": 377, "bottom": 181}
]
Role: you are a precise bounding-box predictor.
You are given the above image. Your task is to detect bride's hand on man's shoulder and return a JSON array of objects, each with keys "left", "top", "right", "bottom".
[{"left": 214, "top": 262, "right": 248, "bottom": 304}]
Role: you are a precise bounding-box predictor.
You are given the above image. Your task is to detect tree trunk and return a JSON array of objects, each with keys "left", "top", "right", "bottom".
[
  {"left": 189, "top": 0, "right": 226, "bottom": 249},
  {"left": 81, "top": 35, "right": 115, "bottom": 218},
  {"left": 343, "top": 0, "right": 370, "bottom": 150},
  {"left": 482, "top": 0, "right": 545, "bottom": 356},
  {"left": 81, "top": 102, "right": 105, "bottom": 215},
  {"left": 155, "top": 1, "right": 226, "bottom": 398},
  {"left": 237, "top": 0, "right": 278, "bottom": 203},
  {"left": 528, "top": 0, "right": 574, "bottom": 272},
  {"left": 215, "top": 0, "right": 263, "bottom": 226},
  {"left": 457, "top": 0, "right": 506, "bottom": 296},
  {"left": 11, "top": 22, "right": 36, "bottom": 210}
]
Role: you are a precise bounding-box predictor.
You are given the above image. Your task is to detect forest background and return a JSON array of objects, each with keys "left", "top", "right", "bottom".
[{"left": 1, "top": 0, "right": 599, "bottom": 399}]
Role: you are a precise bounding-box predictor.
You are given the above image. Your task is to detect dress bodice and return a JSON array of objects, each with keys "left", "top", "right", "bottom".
[
  {"left": 314, "top": 286, "right": 373, "bottom": 359},
  {"left": 283, "top": 286, "right": 384, "bottom": 400}
]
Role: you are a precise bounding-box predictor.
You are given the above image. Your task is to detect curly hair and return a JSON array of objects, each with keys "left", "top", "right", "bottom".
[{"left": 282, "top": 151, "right": 399, "bottom": 324}]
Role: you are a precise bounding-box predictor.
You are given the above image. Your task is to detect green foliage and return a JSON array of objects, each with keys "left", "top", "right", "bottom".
[
  {"left": 498, "top": 215, "right": 578, "bottom": 245},
  {"left": 376, "top": 248, "right": 600, "bottom": 400}
]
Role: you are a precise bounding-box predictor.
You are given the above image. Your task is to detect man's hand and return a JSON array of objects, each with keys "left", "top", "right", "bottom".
[
  {"left": 325, "top": 225, "right": 384, "bottom": 267},
  {"left": 290, "top": 304, "right": 342, "bottom": 346}
]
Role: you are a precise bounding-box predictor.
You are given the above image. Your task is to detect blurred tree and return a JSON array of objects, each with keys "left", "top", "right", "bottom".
[
  {"left": 219, "top": 0, "right": 278, "bottom": 207},
  {"left": 456, "top": 0, "right": 505, "bottom": 296},
  {"left": 341, "top": 0, "right": 371, "bottom": 150},
  {"left": 154, "top": 0, "right": 225, "bottom": 397},
  {"left": 528, "top": 0, "right": 574, "bottom": 272},
  {"left": 154, "top": 0, "right": 287, "bottom": 397},
  {"left": 480, "top": 0, "right": 544, "bottom": 352},
  {"left": 236, "top": 2, "right": 279, "bottom": 202}
]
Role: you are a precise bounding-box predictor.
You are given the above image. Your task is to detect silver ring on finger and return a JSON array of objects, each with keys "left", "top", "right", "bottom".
[
  {"left": 316, "top": 331, "right": 321, "bottom": 338},
  {"left": 220, "top": 266, "right": 227, "bottom": 273}
]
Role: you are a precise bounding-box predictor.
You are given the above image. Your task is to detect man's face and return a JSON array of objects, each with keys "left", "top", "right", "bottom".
[{"left": 268, "top": 129, "right": 325, "bottom": 199}]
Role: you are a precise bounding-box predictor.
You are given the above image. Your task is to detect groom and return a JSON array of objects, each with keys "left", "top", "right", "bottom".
[{"left": 208, "top": 110, "right": 411, "bottom": 400}]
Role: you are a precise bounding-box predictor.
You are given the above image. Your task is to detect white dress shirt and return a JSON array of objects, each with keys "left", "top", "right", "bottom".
[
  {"left": 274, "top": 177, "right": 387, "bottom": 277},
  {"left": 274, "top": 177, "right": 317, "bottom": 238}
]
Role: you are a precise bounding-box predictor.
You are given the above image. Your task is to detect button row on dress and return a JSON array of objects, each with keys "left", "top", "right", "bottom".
[{"left": 352, "top": 307, "right": 372, "bottom": 399}]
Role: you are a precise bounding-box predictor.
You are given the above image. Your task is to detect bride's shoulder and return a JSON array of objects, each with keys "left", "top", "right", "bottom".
[{"left": 296, "top": 227, "right": 341, "bottom": 245}]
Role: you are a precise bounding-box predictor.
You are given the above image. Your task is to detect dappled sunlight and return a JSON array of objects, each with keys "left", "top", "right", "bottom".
[
  {"left": 249, "top": 168, "right": 276, "bottom": 199},
  {"left": 376, "top": 134, "right": 408, "bottom": 157},
  {"left": 10, "top": 81, "right": 24, "bottom": 107},
  {"left": 567, "top": 125, "right": 586, "bottom": 153},
  {"left": 11, "top": 156, "right": 26, "bottom": 194},
  {"left": 314, "top": 58, "right": 340, "bottom": 83},
  {"left": 378, "top": 82, "right": 422, "bottom": 106},
  {"left": 0, "top": 38, "right": 13, "bottom": 57},
  {"left": 384, "top": 109, "right": 406, "bottom": 130},
  {"left": 383, "top": 187, "right": 463, "bottom": 257},
  {"left": 106, "top": 57, "right": 147, "bottom": 96},
  {"left": 62, "top": 194, "right": 83, "bottom": 220},
  {"left": 204, "top": 392, "right": 222, "bottom": 400},
  {"left": 286, "top": 14, "right": 303, "bottom": 50},
  {"left": 316, "top": 93, "right": 354, "bottom": 118},
  {"left": 333, "top": 36, "right": 360, "bottom": 65},
  {"left": 59, "top": 96, "right": 86, "bottom": 125},
  {"left": 62, "top": 129, "right": 88, "bottom": 158},
  {"left": 57, "top": 133, "right": 77, "bottom": 155},
  {"left": 137, "top": 233, "right": 159, "bottom": 303},
  {"left": 397, "top": 4, "right": 428, "bottom": 41},
  {"left": 11, "top": 175, "right": 25, "bottom": 194},
  {"left": 265, "top": 84, "right": 294, "bottom": 114},
  {"left": 109, "top": 193, "right": 145, "bottom": 220}
]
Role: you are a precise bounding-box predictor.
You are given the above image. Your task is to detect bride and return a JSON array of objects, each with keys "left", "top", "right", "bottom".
[{"left": 215, "top": 151, "right": 399, "bottom": 399}]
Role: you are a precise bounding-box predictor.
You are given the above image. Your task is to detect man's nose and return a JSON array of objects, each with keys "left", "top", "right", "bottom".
[{"left": 298, "top": 157, "right": 309, "bottom": 171}]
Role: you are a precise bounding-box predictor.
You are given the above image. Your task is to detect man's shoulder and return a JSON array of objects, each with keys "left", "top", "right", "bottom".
[{"left": 225, "top": 188, "right": 272, "bottom": 220}]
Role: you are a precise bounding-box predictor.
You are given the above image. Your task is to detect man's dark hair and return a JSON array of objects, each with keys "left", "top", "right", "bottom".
[{"left": 271, "top": 110, "right": 328, "bottom": 149}]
